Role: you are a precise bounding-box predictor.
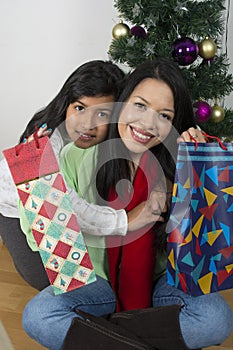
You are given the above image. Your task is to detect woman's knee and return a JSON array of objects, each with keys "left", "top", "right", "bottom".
[
  {"left": 203, "top": 294, "right": 233, "bottom": 343},
  {"left": 180, "top": 293, "right": 233, "bottom": 348}
]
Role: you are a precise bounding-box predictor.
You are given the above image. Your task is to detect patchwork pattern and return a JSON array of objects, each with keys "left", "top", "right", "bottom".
[
  {"left": 17, "top": 173, "right": 96, "bottom": 294},
  {"left": 167, "top": 142, "right": 233, "bottom": 296}
]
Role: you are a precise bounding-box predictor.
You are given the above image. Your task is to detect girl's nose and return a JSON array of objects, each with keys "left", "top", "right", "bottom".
[{"left": 79, "top": 112, "right": 95, "bottom": 130}]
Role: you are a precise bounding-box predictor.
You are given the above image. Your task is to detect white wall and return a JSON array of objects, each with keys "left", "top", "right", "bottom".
[
  {"left": 0, "top": 0, "right": 119, "bottom": 155},
  {"left": 0, "top": 0, "right": 232, "bottom": 156}
]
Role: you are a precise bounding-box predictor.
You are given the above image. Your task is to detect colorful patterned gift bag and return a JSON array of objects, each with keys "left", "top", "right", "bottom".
[
  {"left": 166, "top": 140, "right": 233, "bottom": 296},
  {"left": 3, "top": 135, "right": 96, "bottom": 295}
]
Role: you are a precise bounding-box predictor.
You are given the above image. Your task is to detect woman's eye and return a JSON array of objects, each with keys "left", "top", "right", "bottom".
[{"left": 159, "top": 113, "right": 172, "bottom": 121}]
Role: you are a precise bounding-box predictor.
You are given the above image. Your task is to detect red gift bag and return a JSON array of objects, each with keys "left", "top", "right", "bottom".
[{"left": 3, "top": 136, "right": 96, "bottom": 295}]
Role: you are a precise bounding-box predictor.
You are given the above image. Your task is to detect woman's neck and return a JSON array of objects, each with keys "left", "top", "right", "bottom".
[
  {"left": 130, "top": 152, "right": 143, "bottom": 167},
  {"left": 129, "top": 152, "right": 144, "bottom": 181}
]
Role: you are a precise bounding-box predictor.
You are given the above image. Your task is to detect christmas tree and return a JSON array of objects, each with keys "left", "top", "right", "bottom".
[{"left": 108, "top": 0, "right": 233, "bottom": 140}]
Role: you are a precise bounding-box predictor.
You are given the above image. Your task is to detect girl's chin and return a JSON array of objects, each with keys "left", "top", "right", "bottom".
[{"left": 74, "top": 140, "right": 94, "bottom": 148}]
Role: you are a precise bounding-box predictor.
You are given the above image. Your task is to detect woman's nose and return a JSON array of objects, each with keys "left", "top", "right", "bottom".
[{"left": 139, "top": 109, "right": 158, "bottom": 130}]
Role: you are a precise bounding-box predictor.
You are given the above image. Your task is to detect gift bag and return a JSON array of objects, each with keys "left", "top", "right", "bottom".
[
  {"left": 166, "top": 139, "right": 233, "bottom": 296},
  {"left": 3, "top": 135, "right": 96, "bottom": 295}
]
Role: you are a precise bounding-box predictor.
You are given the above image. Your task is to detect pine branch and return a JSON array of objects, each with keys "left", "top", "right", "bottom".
[{"left": 110, "top": 0, "right": 233, "bottom": 136}]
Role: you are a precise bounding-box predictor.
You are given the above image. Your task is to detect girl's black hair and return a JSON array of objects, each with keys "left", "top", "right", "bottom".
[
  {"left": 96, "top": 57, "right": 196, "bottom": 203},
  {"left": 19, "top": 60, "right": 125, "bottom": 142}
]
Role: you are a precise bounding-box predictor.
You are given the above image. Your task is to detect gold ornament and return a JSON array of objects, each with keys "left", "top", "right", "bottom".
[
  {"left": 112, "top": 21, "right": 130, "bottom": 39},
  {"left": 209, "top": 104, "right": 225, "bottom": 123},
  {"left": 198, "top": 36, "right": 217, "bottom": 59}
]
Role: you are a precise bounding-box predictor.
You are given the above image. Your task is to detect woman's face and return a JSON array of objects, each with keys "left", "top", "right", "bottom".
[
  {"left": 118, "top": 78, "right": 175, "bottom": 163},
  {"left": 66, "top": 95, "right": 114, "bottom": 148}
]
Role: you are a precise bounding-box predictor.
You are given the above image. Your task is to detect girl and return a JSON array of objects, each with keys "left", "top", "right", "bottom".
[
  {"left": 22, "top": 58, "right": 232, "bottom": 349},
  {"left": 0, "top": 60, "right": 127, "bottom": 289}
]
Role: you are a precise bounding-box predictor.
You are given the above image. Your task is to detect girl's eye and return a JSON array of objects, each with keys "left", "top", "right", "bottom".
[
  {"left": 75, "top": 105, "right": 85, "bottom": 112},
  {"left": 134, "top": 102, "right": 147, "bottom": 111},
  {"left": 97, "top": 111, "right": 110, "bottom": 119}
]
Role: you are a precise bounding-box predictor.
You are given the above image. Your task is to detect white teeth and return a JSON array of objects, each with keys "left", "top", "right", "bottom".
[
  {"left": 78, "top": 131, "right": 91, "bottom": 138},
  {"left": 132, "top": 128, "right": 151, "bottom": 140}
]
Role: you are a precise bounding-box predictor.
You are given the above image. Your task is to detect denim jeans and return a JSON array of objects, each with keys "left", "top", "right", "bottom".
[
  {"left": 22, "top": 274, "right": 233, "bottom": 350},
  {"left": 153, "top": 274, "right": 233, "bottom": 349}
]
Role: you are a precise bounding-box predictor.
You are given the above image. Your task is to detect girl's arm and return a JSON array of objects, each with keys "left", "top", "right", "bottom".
[
  {"left": 127, "top": 190, "right": 167, "bottom": 232},
  {"left": 0, "top": 157, "right": 19, "bottom": 217},
  {"left": 67, "top": 186, "right": 166, "bottom": 236},
  {"left": 68, "top": 187, "right": 128, "bottom": 236}
]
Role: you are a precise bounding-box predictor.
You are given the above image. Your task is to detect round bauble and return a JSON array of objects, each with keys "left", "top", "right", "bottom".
[
  {"left": 130, "top": 25, "right": 147, "bottom": 39},
  {"left": 194, "top": 100, "right": 212, "bottom": 123},
  {"left": 172, "top": 36, "right": 198, "bottom": 66},
  {"left": 112, "top": 22, "right": 130, "bottom": 39},
  {"left": 209, "top": 104, "right": 225, "bottom": 123},
  {"left": 198, "top": 37, "right": 217, "bottom": 60}
]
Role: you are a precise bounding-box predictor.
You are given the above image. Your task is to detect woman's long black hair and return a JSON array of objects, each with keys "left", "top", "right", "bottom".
[
  {"left": 19, "top": 60, "right": 125, "bottom": 142},
  {"left": 96, "top": 57, "right": 196, "bottom": 203}
]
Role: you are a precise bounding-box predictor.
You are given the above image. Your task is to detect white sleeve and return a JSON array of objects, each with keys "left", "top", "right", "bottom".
[
  {"left": 68, "top": 187, "right": 128, "bottom": 236},
  {"left": 49, "top": 128, "right": 64, "bottom": 161},
  {"left": 0, "top": 157, "right": 19, "bottom": 217}
]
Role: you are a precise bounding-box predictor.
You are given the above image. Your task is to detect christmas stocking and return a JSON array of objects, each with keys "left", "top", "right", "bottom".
[{"left": 3, "top": 135, "right": 96, "bottom": 295}]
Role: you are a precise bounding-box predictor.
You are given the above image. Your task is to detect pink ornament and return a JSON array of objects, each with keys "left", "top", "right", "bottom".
[
  {"left": 172, "top": 37, "right": 198, "bottom": 66},
  {"left": 194, "top": 101, "right": 212, "bottom": 123},
  {"left": 130, "top": 25, "right": 147, "bottom": 39}
]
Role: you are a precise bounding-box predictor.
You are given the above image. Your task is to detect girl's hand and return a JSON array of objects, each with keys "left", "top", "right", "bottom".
[
  {"left": 24, "top": 123, "right": 52, "bottom": 143},
  {"left": 127, "top": 190, "right": 167, "bottom": 231},
  {"left": 177, "top": 127, "right": 206, "bottom": 143}
]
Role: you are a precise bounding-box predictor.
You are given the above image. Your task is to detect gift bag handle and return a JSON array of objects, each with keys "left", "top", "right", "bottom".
[
  {"left": 15, "top": 129, "right": 40, "bottom": 157},
  {"left": 188, "top": 130, "right": 228, "bottom": 151}
]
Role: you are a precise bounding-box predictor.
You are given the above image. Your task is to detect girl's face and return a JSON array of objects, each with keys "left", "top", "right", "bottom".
[
  {"left": 66, "top": 95, "right": 114, "bottom": 148},
  {"left": 118, "top": 78, "right": 175, "bottom": 163}
]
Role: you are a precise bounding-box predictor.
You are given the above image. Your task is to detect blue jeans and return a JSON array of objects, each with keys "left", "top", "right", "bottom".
[
  {"left": 153, "top": 274, "right": 233, "bottom": 349},
  {"left": 22, "top": 274, "right": 233, "bottom": 350}
]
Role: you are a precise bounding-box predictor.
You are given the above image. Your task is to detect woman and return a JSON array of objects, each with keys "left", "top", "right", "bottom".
[{"left": 22, "top": 58, "right": 233, "bottom": 350}]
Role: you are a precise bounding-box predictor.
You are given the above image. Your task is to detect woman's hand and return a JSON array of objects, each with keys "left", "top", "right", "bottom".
[
  {"left": 177, "top": 127, "right": 206, "bottom": 143},
  {"left": 24, "top": 123, "right": 52, "bottom": 143},
  {"left": 127, "top": 190, "right": 167, "bottom": 232}
]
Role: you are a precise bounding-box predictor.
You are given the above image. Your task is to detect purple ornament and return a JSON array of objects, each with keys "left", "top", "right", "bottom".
[
  {"left": 172, "top": 37, "right": 198, "bottom": 66},
  {"left": 194, "top": 101, "right": 212, "bottom": 123},
  {"left": 130, "top": 25, "right": 147, "bottom": 39}
]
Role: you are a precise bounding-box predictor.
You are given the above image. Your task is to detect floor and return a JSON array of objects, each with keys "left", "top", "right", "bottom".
[{"left": 0, "top": 239, "right": 232, "bottom": 350}]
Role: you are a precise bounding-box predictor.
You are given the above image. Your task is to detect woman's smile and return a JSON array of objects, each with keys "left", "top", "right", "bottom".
[{"left": 130, "top": 126, "right": 154, "bottom": 144}]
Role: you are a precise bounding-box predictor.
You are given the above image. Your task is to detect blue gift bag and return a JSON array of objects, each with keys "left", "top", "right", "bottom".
[{"left": 166, "top": 141, "right": 233, "bottom": 296}]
